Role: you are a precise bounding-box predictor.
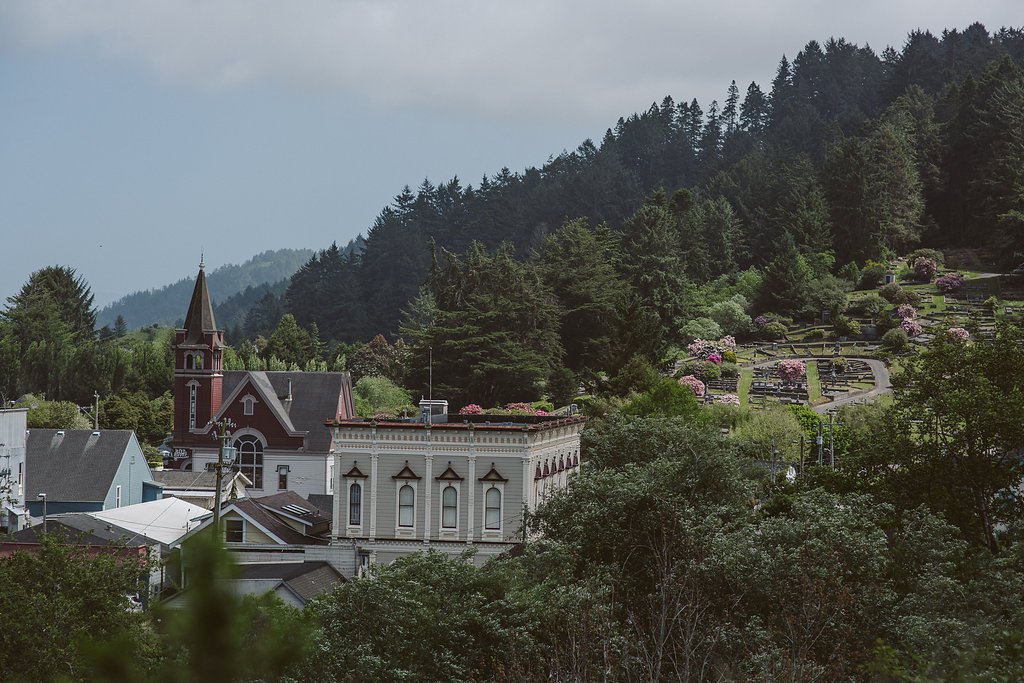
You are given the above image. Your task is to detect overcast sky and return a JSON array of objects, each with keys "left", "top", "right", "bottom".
[{"left": 1, "top": 1, "right": 1019, "bottom": 308}]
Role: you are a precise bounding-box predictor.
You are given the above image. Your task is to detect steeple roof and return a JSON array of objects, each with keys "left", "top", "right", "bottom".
[{"left": 183, "top": 261, "right": 219, "bottom": 343}]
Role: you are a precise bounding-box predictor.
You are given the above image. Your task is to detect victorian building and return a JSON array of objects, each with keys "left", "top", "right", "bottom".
[
  {"left": 327, "top": 406, "right": 585, "bottom": 570},
  {"left": 171, "top": 262, "right": 355, "bottom": 500}
]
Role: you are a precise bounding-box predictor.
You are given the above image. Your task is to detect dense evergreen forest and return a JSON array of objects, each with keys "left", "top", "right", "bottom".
[{"left": 264, "top": 23, "right": 1024, "bottom": 348}]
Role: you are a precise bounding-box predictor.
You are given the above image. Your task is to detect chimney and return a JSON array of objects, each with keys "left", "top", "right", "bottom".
[{"left": 287, "top": 378, "right": 293, "bottom": 402}]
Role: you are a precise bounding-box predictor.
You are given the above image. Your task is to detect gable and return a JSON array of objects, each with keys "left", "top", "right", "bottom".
[{"left": 25, "top": 430, "right": 132, "bottom": 502}]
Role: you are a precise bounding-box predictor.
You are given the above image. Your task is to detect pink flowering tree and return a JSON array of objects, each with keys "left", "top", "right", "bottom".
[
  {"left": 946, "top": 327, "right": 969, "bottom": 342},
  {"left": 679, "top": 375, "right": 705, "bottom": 397},
  {"left": 459, "top": 404, "right": 483, "bottom": 415},
  {"left": 707, "top": 352, "right": 723, "bottom": 365},
  {"left": 687, "top": 335, "right": 738, "bottom": 360},
  {"left": 777, "top": 359, "right": 806, "bottom": 385},
  {"left": 912, "top": 257, "right": 938, "bottom": 282},
  {"left": 901, "top": 319, "right": 923, "bottom": 337},
  {"left": 896, "top": 304, "right": 917, "bottom": 320},
  {"left": 936, "top": 273, "right": 964, "bottom": 293},
  {"left": 717, "top": 394, "right": 740, "bottom": 405}
]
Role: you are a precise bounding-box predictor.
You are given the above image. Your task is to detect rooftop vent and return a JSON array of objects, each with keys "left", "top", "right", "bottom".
[
  {"left": 282, "top": 503, "right": 310, "bottom": 515},
  {"left": 55, "top": 430, "right": 65, "bottom": 436},
  {"left": 92, "top": 431, "right": 101, "bottom": 436}
]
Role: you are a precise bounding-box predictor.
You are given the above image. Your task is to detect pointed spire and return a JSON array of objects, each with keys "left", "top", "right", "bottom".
[{"left": 183, "top": 261, "right": 218, "bottom": 343}]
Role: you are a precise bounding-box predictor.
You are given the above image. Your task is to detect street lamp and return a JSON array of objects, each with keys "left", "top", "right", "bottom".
[{"left": 37, "top": 493, "right": 47, "bottom": 533}]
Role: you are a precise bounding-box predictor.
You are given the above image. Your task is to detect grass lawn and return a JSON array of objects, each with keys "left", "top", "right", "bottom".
[
  {"left": 738, "top": 368, "right": 753, "bottom": 408},
  {"left": 806, "top": 361, "right": 823, "bottom": 404}
]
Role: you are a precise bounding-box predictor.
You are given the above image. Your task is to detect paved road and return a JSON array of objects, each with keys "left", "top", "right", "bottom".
[{"left": 747, "top": 356, "right": 891, "bottom": 414}]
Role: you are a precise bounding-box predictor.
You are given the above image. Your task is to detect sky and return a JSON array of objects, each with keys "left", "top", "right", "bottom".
[{"left": 0, "top": 1, "right": 1020, "bottom": 308}]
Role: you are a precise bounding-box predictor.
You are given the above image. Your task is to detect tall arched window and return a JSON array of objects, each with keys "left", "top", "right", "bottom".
[
  {"left": 441, "top": 485, "right": 457, "bottom": 529},
  {"left": 185, "top": 353, "right": 194, "bottom": 370},
  {"left": 188, "top": 382, "right": 198, "bottom": 430},
  {"left": 234, "top": 435, "right": 263, "bottom": 489},
  {"left": 485, "top": 487, "right": 501, "bottom": 530},
  {"left": 349, "top": 482, "right": 362, "bottom": 526},
  {"left": 398, "top": 484, "right": 415, "bottom": 527}
]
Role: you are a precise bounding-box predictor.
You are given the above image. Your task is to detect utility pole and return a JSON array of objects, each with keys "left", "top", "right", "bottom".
[
  {"left": 93, "top": 391, "right": 99, "bottom": 430},
  {"left": 211, "top": 419, "right": 235, "bottom": 530}
]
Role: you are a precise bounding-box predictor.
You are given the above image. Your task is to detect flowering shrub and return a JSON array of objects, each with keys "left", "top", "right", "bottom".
[
  {"left": 707, "top": 353, "right": 723, "bottom": 365},
  {"left": 717, "top": 394, "right": 740, "bottom": 405},
  {"left": 679, "top": 375, "right": 705, "bottom": 397},
  {"left": 777, "top": 359, "right": 806, "bottom": 384},
  {"left": 912, "top": 257, "right": 938, "bottom": 282},
  {"left": 754, "top": 315, "right": 769, "bottom": 327},
  {"left": 684, "top": 360, "right": 722, "bottom": 381},
  {"left": 935, "top": 273, "right": 964, "bottom": 293},
  {"left": 459, "top": 404, "right": 483, "bottom": 415},
  {"left": 688, "top": 336, "right": 738, "bottom": 360},
  {"left": 534, "top": 409, "right": 550, "bottom": 416},
  {"left": 896, "top": 304, "right": 917, "bottom": 320},
  {"left": 900, "top": 319, "right": 923, "bottom": 337},
  {"left": 946, "top": 327, "right": 969, "bottom": 342}
]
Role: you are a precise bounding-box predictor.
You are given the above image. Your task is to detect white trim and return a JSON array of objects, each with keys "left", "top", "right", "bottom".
[
  {"left": 481, "top": 482, "right": 505, "bottom": 536},
  {"left": 241, "top": 393, "right": 258, "bottom": 416},
  {"left": 438, "top": 481, "right": 461, "bottom": 536},
  {"left": 225, "top": 517, "right": 246, "bottom": 543},
  {"left": 215, "top": 505, "right": 288, "bottom": 545},
  {"left": 346, "top": 480, "right": 364, "bottom": 531},
  {"left": 395, "top": 480, "right": 418, "bottom": 535}
]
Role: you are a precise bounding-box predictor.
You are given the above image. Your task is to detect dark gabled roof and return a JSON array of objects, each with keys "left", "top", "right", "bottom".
[
  {"left": 220, "top": 371, "right": 353, "bottom": 452},
  {"left": 343, "top": 465, "right": 367, "bottom": 479},
  {"left": 306, "top": 494, "right": 334, "bottom": 514},
  {"left": 479, "top": 464, "right": 509, "bottom": 482},
  {"left": 236, "top": 561, "right": 344, "bottom": 601},
  {"left": 227, "top": 499, "right": 327, "bottom": 546},
  {"left": 25, "top": 430, "right": 135, "bottom": 503},
  {"left": 182, "top": 265, "right": 219, "bottom": 344},
  {"left": 392, "top": 462, "right": 421, "bottom": 480},
  {"left": 151, "top": 470, "right": 219, "bottom": 491},
  {"left": 7, "top": 514, "right": 153, "bottom": 547},
  {"left": 256, "top": 491, "right": 330, "bottom": 526},
  {"left": 436, "top": 464, "right": 464, "bottom": 481}
]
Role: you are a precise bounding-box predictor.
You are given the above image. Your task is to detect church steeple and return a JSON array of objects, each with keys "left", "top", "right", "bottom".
[{"left": 183, "top": 259, "right": 219, "bottom": 345}]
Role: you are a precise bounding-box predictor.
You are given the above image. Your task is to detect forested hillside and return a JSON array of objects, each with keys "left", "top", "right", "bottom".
[
  {"left": 97, "top": 248, "right": 317, "bottom": 329},
  {"left": 260, "top": 24, "right": 1023, "bottom": 354}
]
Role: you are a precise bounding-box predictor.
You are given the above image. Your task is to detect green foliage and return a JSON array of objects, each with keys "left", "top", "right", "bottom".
[
  {"left": 852, "top": 292, "right": 888, "bottom": 317},
  {"left": 708, "top": 298, "right": 752, "bottom": 337},
  {"left": 833, "top": 314, "right": 862, "bottom": 337},
  {"left": 622, "top": 379, "right": 703, "bottom": 419},
  {"left": 15, "top": 394, "right": 91, "bottom": 429},
  {"left": 353, "top": 376, "right": 415, "bottom": 418},
  {"left": 100, "top": 390, "right": 173, "bottom": 446},
  {"left": 606, "top": 354, "right": 659, "bottom": 397},
  {"left": 348, "top": 334, "right": 409, "bottom": 385},
  {"left": 0, "top": 533, "right": 152, "bottom": 682},
  {"left": 760, "top": 320, "right": 788, "bottom": 340},
  {"left": 679, "top": 316, "right": 722, "bottom": 344},
  {"left": 882, "top": 327, "right": 910, "bottom": 351}
]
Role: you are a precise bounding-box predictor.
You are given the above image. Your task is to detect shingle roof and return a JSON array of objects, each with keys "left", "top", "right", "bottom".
[
  {"left": 228, "top": 499, "right": 327, "bottom": 545},
  {"left": 221, "top": 371, "right": 353, "bottom": 452},
  {"left": 306, "top": 494, "right": 334, "bottom": 514},
  {"left": 25, "top": 430, "right": 134, "bottom": 503},
  {"left": 256, "top": 491, "right": 330, "bottom": 526},
  {"left": 236, "top": 561, "right": 344, "bottom": 602},
  {"left": 182, "top": 265, "right": 218, "bottom": 344},
  {"left": 7, "top": 514, "right": 153, "bottom": 547},
  {"left": 151, "top": 470, "right": 220, "bottom": 490}
]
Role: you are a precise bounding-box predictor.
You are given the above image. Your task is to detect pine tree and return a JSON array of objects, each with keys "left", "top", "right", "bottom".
[{"left": 722, "top": 80, "right": 740, "bottom": 133}]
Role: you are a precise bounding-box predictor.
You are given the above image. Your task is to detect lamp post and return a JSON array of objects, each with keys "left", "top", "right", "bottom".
[{"left": 37, "top": 492, "right": 47, "bottom": 533}]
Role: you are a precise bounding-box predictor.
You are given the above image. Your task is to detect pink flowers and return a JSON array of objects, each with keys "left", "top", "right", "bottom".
[
  {"left": 896, "top": 304, "right": 917, "bottom": 320},
  {"left": 505, "top": 402, "right": 535, "bottom": 412},
  {"left": 935, "top": 273, "right": 964, "bottom": 293},
  {"left": 754, "top": 315, "right": 769, "bottom": 327},
  {"left": 688, "top": 336, "right": 737, "bottom": 360},
  {"left": 946, "top": 327, "right": 969, "bottom": 342},
  {"left": 912, "top": 257, "right": 938, "bottom": 282},
  {"left": 679, "top": 375, "right": 705, "bottom": 397},
  {"left": 900, "top": 319, "right": 923, "bottom": 337},
  {"left": 717, "top": 394, "right": 740, "bottom": 405},
  {"left": 459, "top": 404, "right": 483, "bottom": 415},
  {"left": 707, "top": 353, "right": 723, "bottom": 365},
  {"left": 777, "top": 359, "right": 806, "bottom": 384}
]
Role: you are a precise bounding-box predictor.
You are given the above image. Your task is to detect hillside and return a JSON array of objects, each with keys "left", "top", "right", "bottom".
[
  {"left": 96, "top": 248, "right": 315, "bottom": 329},
  {"left": 245, "top": 23, "right": 1024, "bottom": 348}
]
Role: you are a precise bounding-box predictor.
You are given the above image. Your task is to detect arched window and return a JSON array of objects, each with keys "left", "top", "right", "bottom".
[
  {"left": 349, "top": 482, "right": 362, "bottom": 526},
  {"left": 195, "top": 351, "right": 204, "bottom": 369},
  {"left": 234, "top": 435, "right": 263, "bottom": 489},
  {"left": 185, "top": 353, "right": 194, "bottom": 370},
  {"left": 398, "top": 484, "right": 415, "bottom": 527},
  {"left": 188, "top": 382, "right": 198, "bottom": 430},
  {"left": 485, "top": 487, "right": 501, "bottom": 530},
  {"left": 441, "top": 485, "right": 457, "bottom": 529}
]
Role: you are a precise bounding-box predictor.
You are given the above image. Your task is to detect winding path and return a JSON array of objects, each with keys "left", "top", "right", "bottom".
[{"left": 746, "top": 357, "right": 891, "bottom": 413}]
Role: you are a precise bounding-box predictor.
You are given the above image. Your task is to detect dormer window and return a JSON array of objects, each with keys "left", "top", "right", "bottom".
[{"left": 242, "top": 394, "right": 257, "bottom": 416}]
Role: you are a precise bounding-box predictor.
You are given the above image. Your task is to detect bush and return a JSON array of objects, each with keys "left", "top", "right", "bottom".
[
  {"left": 893, "top": 288, "right": 922, "bottom": 306},
  {"left": 761, "top": 321, "right": 788, "bottom": 341},
  {"left": 685, "top": 360, "right": 722, "bottom": 381},
  {"left": 858, "top": 264, "right": 886, "bottom": 290},
  {"left": 680, "top": 317, "right": 723, "bottom": 344},
  {"left": 353, "top": 376, "right": 414, "bottom": 418},
  {"left": 881, "top": 328, "right": 909, "bottom": 352},
  {"left": 837, "top": 261, "right": 860, "bottom": 283},
  {"left": 880, "top": 282, "right": 902, "bottom": 302},
  {"left": 911, "top": 256, "right": 938, "bottom": 282},
  {"left": 833, "top": 315, "right": 862, "bottom": 337},
  {"left": 804, "top": 329, "right": 825, "bottom": 341},
  {"left": 983, "top": 296, "right": 1001, "bottom": 312},
  {"left": 851, "top": 293, "right": 887, "bottom": 318},
  {"left": 722, "top": 350, "right": 737, "bottom": 364},
  {"left": 907, "top": 248, "right": 945, "bottom": 267},
  {"left": 935, "top": 272, "right": 964, "bottom": 293},
  {"left": 720, "top": 362, "right": 740, "bottom": 378},
  {"left": 708, "top": 300, "right": 753, "bottom": 337},
  {"left": 531, "top": 400, "right": 555, "bottom": 414}
]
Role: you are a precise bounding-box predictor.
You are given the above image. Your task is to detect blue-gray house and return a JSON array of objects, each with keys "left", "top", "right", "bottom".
[{"left": 24, "top": 429, "right": 158, "bottom": 518}]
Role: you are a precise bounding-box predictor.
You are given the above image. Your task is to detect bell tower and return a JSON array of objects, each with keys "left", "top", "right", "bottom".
[{"left": 172, "top": 257, "right": 225, "bottom": 455}]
